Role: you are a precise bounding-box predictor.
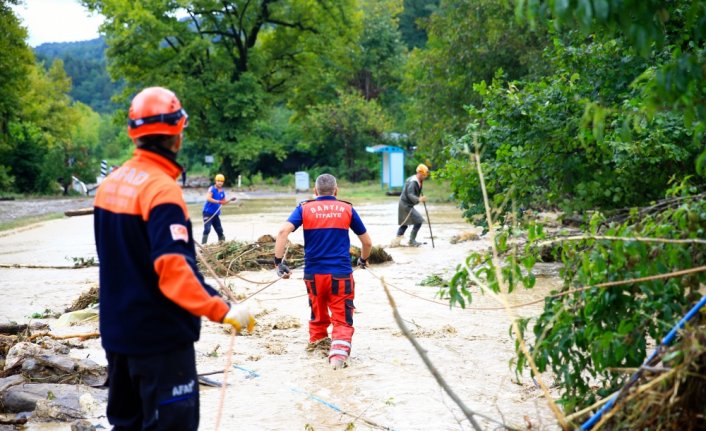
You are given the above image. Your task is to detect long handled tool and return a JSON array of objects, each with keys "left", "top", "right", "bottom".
[
  {"left": 203, "top": 196, "right": 237, "bottom": 225},
  {"left": 422, "top": 199, "right": 435, "bottom": 248}
]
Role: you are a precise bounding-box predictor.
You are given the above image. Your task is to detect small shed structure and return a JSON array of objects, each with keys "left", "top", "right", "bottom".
[
  {"left": 366, "top": 145, "right": 405, "bottom": 193},
  {"left": 294, "top": 171, "right": 310, "bottom": 192}
]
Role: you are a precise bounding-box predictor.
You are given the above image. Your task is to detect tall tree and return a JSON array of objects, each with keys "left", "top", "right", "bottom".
[
  {"left": 344, "top": 0, "right": 408, "bottom": 130},
  {"left": 401, "top": 0, "right": 549, "bottom": 165},
  {"left": 17, "top": 60, "right": 83, "bottom": 194},
  {"left": 0, "top": 0, "right": 33, "bottom": 190},
  {"left": 352, "top": 0, "right": 405, "bottom": 103},
  {"left": 0, "top": 0, "right": 32, "bottom": 136},
  {"left": 398, "top": 0, "right": 438, "bottom": 49},
  {"left": 301, "top": 91, "right": 391, "bottom": 181},
  {"left": 515, "top": 0, "right": 706, "bottom": 141},
  {"left": 81, "top": 0, "right": 360, "bottom": 179}
]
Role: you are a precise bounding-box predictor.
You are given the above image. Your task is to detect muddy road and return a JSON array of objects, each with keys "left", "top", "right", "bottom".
[{"left": 0, "top": 191, "right": 561, "bottom": 430}]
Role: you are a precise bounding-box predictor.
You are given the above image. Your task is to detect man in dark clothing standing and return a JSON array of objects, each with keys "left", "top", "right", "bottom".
[
  {"left": 94, "top": 87, "right": 254, "bottom": 430},
  {"left": 391, "top": 163, "right": 429, "bottom": 247}
]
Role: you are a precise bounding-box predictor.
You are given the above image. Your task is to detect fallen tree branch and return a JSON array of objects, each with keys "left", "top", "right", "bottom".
[
  {"left": 0, "top": 263, "right": 94, "bottom": 269},
  {"left": 0, "top": 322, "right": 29, "bottom": 335},
  {"left": 0, "top": 417, "right": 27, "bottom": 425},
  {"left": 27, "top": 332, "right": 100, "bottom": 342}
]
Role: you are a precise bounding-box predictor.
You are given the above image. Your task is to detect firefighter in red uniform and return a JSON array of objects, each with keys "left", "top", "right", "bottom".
[
  {"left": 274, "top": 173, "right": 372, "bottom": 370},
  {"left": 94, "top": 87, "right": 254, "bottom": 430}
]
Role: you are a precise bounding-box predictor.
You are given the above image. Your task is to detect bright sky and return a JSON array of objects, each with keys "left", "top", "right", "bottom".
[{"left": 12, "top": 0, "right": 104, "bottom": 47}]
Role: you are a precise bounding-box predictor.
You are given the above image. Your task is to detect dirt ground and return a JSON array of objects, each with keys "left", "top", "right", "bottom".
[{"left": 0, "top": 189, "right": 562, "bottom": 430}]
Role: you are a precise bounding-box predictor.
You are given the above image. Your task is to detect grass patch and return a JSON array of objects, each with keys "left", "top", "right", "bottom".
[{"left": 0, "top": 212, "right": 64, "bottom": 232}]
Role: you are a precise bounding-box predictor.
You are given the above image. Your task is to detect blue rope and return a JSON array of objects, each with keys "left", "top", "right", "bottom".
[
  {"left": 233, "top": 364, "right": 260, "bottom": 378},
  {"left": 230, "top": 363, "right": 396, "bottom": 430},
  {"left": 231, "top": 364, "right": 343, "bottom": 412},
  {"left": 289, "top": 387, "right": 343, "bottom": 412},
  {"left": 580, "top": 294, "right": 706, "bottom": 430}
]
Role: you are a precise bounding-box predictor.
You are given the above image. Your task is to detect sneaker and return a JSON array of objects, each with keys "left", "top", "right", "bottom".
[
  {"left": 306, "top": 337, "right": 331, "bottom": 356},
  {"left": 329, "top": 355, "right": 347, "bottom": 370}
]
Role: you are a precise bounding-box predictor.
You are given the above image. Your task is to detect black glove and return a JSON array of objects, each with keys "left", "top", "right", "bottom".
[
  {"left": 274, "top": 257, "right": 291, "bottom": 278},
  {"left": 357, "top": 256, "right": 367, "bottom": 269}
]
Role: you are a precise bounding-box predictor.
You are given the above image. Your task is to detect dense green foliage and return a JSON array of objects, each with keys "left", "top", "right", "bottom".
[
  {"left": 1, "top": 1, "right": 116, "bottom": 195},
  {"left": 517, "top": 0, "right": 706, "bottom": 141},
  {"left": 80, "top": 0, "right": 365, "bottom": 181},
  {"left": 398, "top": 0, "right": 438, "bottom": 49},
  {"left": 0, "top": 0, "right": 32, "bottom": 190},
  {"left": 301, "top": 91, "right": 391, "bottom": 181},
  {"left": 5, "top": 0, "right": 704, "bottom": 198},
  {"left": 442, "top": 32, "right": 698, "bottom": 216},
  {"left": 521, "top": 185, "right": 706, "bottom": 412},
  {"left": 401, "top": 0, "right": 550, "bottom": 165},
  {"left": 439, "top": 0, "right": 706, "bottom": 420}
]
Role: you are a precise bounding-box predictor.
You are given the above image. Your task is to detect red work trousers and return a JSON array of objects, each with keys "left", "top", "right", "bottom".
[{"left": 304, "top": 273, "right": 355, "bottom": 345}]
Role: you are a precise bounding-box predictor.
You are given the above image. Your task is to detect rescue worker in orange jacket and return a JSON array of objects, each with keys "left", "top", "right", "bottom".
[
  {"left": 274, "top": 174, "right": 372, "bottom": 370},
  {"left": 94, "top": 87, "right": 254, "bottom": 430}
]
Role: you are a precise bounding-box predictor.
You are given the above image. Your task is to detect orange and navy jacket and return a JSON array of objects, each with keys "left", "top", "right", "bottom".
[
  {"left": 287, "top": 196, "right": 367, "bottom": 274},
  {"left": 94, "top": 148, "right": 229, "bottom": 355}
]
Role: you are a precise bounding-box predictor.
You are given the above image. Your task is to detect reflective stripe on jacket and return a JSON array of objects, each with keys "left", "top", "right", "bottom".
[{"left": 286, "top": 196, "right": 367, "bottom": 274}]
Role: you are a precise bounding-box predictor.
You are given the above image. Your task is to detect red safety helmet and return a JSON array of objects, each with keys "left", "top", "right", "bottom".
[{"left": 127, "top": 87, "right": 188, "bottom": 139}]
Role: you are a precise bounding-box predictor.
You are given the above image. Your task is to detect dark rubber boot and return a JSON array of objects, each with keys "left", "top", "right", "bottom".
[
  {"left": 202, "top": 234, "right": 208, "bottom": 245},
  {"left": 409, "top": 230, "right": 422, "bottom": 247}
]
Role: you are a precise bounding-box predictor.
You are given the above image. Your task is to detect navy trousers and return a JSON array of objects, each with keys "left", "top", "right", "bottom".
[{"left": 105, "top": 344, "right": 199, "bottom": 430}]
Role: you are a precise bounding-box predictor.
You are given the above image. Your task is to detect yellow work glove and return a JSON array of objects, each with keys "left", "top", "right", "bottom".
[{"left": 222, "top": 302, "right": 255, "bottom": 334}]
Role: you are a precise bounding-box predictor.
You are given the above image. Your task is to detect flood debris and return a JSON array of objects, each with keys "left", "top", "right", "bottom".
[
  {"left": 199, "top": 237, "right": 392, "bottom": 276},
  {"left": 55, "top": 308, "right": 99, "bottom": 327},
  {"left": 0, "top": 349, "right": 107, "bottom": 426},
  {"left": 450, "top": 230, "right": 481, "bottom": 244},
  {"left": 0, "top": 311, "right": 107, "bottom": 428},
  {"left": 4, "top": 341, "right": 106, "bottom": 386},
  {"left": 595, "top": 324, "right": 706, "bottom": 430},
  {"left": 349, "top": 245, "right": 392, "bottom": 264},
  {"left": 1, "top": 382, "right": 106, "bottom": 420},
  {"left": 65, "top": 287, "right": 99, "bottom": 312},
  {"left": 199, "top": 238, "right": 304, "bottom": 276},
  {"left": 64, "top": 208, "right": 94, "bottom": 217},
  {"left": 0, "top": 320, "right": 49, "bottom": 336},
  {"left": 71, "top": 419, "right": 97, "bottom": 431}
]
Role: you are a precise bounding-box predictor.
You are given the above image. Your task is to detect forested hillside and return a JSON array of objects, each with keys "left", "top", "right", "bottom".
[{"left": 34, "top": 38, "right": 121, "bottom": 113}]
